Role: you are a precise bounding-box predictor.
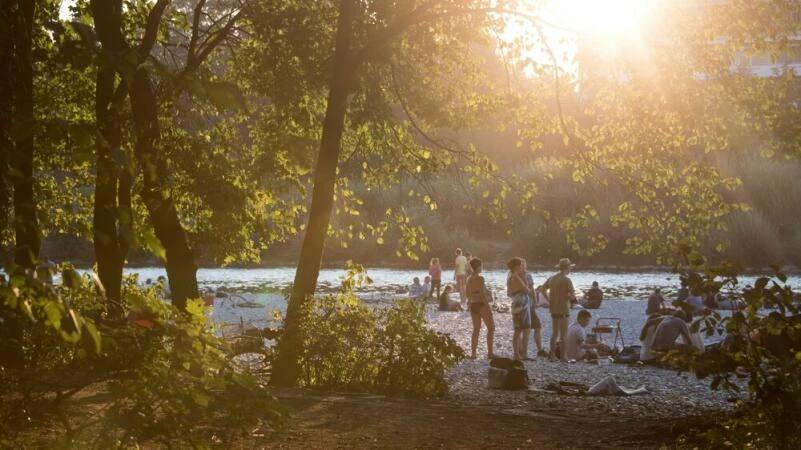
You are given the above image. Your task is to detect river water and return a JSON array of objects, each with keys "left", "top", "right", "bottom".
[{"left": 123, "top": 266, "right": 799, "bottom": 301}]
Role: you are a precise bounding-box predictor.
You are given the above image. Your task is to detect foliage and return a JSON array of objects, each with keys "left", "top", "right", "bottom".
[
  {"left": 677, "top": 260, "right": 801, "bottom": 449},
  {"left": 293, "top": 264, "right": 464, "bottom": 398},
  {"left": 0, "top": 269, "right": 284, "bottom": 448}
]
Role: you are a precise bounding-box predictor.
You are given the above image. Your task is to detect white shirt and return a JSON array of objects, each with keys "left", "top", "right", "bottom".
[
  {"left": 454, "top": 255, "right": 468, "bottom": 275},
  {"left": 565, "top": 322, "right": 587, "bottom": 360},
  {"left": 640, "top": 325, "right": 659, "bottom": 361}
]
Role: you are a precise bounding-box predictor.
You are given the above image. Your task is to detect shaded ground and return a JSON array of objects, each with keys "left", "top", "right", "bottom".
[{"left": 260, "top": 389, "right": 703, "bottom": 449}]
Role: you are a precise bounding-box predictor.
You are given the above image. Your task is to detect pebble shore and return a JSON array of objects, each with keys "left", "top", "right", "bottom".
[{"left": 428, "top": 301, "right": 743, "bottom": 419}]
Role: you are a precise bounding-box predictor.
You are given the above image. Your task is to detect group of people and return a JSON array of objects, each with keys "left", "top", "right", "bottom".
[{"left": 423, "top": 249, "right": 603, "bottom": 362}]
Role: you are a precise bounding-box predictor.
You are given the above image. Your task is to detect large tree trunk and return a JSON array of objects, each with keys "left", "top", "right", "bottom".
[
  {"left": 271, "top": 0, "right": 355, "bottom": 387},
  {"left": 129, "top": 68, "right": 199, "bottom": 310},
  {"left": 0, "top": 1, "right": 14, "bottom": 239},
  {"left": 91, "top": 0, "right": 127, "bottom": 312},
  {"left": 91, "top": 0, "right": 198, "bottom": 310},
  {"left": 0, "top": 0, "right": 23, "bottom": 369},
  {"left": 10, "top": 0, "right": 39, "bottom": 270}
]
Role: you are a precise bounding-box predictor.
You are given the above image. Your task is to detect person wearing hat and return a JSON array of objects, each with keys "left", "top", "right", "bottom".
[{"left": 542, "top": 258, "right": 576, "bottom": 362}]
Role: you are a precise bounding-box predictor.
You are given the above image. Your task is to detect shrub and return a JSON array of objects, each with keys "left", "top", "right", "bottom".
[
  {"left": 294, "top": 264, "right": 464, "bottom": 398},
  {"left": 680, "top": 261, "right": 801, "bottom": 450},
  {"left": 0, "top": 265, "right": 284, "bottom": 448}
]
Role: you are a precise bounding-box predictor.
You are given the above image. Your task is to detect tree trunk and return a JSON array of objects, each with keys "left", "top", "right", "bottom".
[
  {"left": 93, "top": 65, "right": 126, "bottom": 312},
  {"left": 0, "top": 1, "right": 14, "bottom": 239},
  {"left": 91, "top": 0, "right": 127, "bottom": 312},
  {"left": 271, "top": 0, "right": 355, "bottom": 387},
  {"left": 129, "top": 68, "right": 199, "bottom": 310},
  {"left": 91, "top": 0, "right": 198, "bottom": 310},
  {"left": 10, "top": 0, "right": 39, "bottom": 270}
]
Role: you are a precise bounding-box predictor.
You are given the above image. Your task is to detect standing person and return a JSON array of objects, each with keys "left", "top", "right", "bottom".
[
  {"left": 507, "top": 257, "right": 531, "bottom": 361},
  {"left": 466, "top": 257, "right": 495, "bottom": 359},
  {"left": 454, "top": 248, "right": 468, "bottom": 305},
  {"left": 429, "top": 257, "right": 442, "bottom": 300},
  {"left": 465, "top": 252, "right": 474, "bottom": 277},
  {"left": 522, "top": 259, "right": 546, "bottom": 358},
  {"left": 543, "top": 258, "right": 576, "bottom": 362}
]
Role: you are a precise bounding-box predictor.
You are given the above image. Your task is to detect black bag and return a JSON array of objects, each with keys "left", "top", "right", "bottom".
[
  {"left": 489, "top": 357, "right": 529, "bottom": 390},
  {"left": 613, "top": 345, "right": 642, "bottom": 364}
]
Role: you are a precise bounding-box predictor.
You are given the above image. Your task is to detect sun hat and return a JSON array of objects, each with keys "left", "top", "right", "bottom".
[{"left": 555, "top": 258, "right": 575, "bottom": 270}]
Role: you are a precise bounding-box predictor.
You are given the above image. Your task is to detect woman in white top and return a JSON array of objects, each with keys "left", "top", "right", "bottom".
[{"left": 454, "top": 248, "right": 468, "bottom": 305}]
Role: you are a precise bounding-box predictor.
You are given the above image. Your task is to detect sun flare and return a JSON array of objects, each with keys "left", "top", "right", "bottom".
[{"left": 548, "top": 0, "right": 650, "bottom": 38}]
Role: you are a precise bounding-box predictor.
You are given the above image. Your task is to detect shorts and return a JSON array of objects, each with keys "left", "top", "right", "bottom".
[
  {"left": 529, "top": 306, "right": 541, "bottom": 330},
  {"left": 469, "top": 302, "right": 486, "bottom": 315}
]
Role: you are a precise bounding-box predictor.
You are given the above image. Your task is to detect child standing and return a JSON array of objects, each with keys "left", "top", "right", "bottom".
[{"left": 429, "top": 257, "right": 442, "bottom": 300}]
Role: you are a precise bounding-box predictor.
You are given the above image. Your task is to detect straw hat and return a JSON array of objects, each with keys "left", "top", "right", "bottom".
[{"left": 555, "top": 258, "right": 575, "bottom": 270}]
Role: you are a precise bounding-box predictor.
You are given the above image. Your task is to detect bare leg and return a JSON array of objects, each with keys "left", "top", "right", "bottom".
[
  {"left": 482, "top": 305, "right": 495, "bottom": 358},
  {"left": 534, "top": 328, "right": 543, "bottom": 352},
  {"left": 558, "top": 317, "right": 569, "bottom": 362},
  {"left": 513, "top": 329, "right": 522, "bottom": 360},
  {"left": 550, "top": 317, "right": 560, "bottom": 359},
  {"left": 470, "top": 311, "right": 481, "bottom": 358},
  {"left": 521, "top": 329, "right": 530, "bottom": 358}
]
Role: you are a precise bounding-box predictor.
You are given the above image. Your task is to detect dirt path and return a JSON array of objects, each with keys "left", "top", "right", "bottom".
[{"left": 257, "top": 389, "right": 700, "bottom": 449}]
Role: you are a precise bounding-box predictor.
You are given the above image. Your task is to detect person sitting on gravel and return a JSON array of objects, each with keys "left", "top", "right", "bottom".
[
  {"left": 422, "top": 276, "right": 432, "bottom": 300},
  {"left": 565, "top": 310, "right": 600, "bottom": 361},
  {"left": 408, "top": 277, "right": 425, "bottom": 298},
  {"left": 438, "top": 284, "right": 461, "bottom": 311},
  {"left": 651, "top": 310, "right": 697, "bottom": 356},
  {"left": 581, "top": 281, "right": 604, "bottom": 309},
  {"left": 685, "top": 292, "right": 705, "bottom": 315},
  {"left": 646, "top": 288, "right": 666, "bottom": 315},
  {"left": 639, "top": 313, "right": 667, "bottom": 363}
]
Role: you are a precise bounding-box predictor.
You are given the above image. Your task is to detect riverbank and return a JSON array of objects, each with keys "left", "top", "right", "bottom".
[
  {"left": 259, "top": 388, "right": 709, "bottom": 449},
  {"left": 215, "top": 292, "right": 742, "bottom": 423}
]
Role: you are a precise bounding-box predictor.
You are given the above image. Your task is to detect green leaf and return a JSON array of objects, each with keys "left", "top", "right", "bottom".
[{"left": 85, "top": 321, "right": 102, "bottom": 354}]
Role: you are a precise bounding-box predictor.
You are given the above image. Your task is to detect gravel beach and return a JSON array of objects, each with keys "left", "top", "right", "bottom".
[{"left": 211, "top": 291, "right": 743, "bottom": 421}]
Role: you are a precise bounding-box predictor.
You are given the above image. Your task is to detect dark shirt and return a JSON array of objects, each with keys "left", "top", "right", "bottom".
[
  {"left": 438, "top": 292, "right": 450, "bottom": 310},
  {"left": 586, "top": 287, "right": 603, "bottom": 309},
  {"left": 646, "top": 292, "right": 664, "bottom": 315},
  {"left": 677, "top": 287, "right": 689, "bottom": 302}
]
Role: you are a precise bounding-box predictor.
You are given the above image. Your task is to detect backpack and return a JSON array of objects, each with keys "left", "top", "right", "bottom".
[
  {"left": 613, "top": 345, "right": 642, "bottom": 364},
  {"left": 488, "top": 357, "right": 529, "bottom": 390}
]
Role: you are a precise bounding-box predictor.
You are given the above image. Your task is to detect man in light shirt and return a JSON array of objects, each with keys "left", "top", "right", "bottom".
[{"left": 565, "top": 309, "right": 599, "bottom": 361}]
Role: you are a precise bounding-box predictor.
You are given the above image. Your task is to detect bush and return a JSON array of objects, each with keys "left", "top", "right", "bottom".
[
  {"left": 0, "top": 264, "right": 284, "bottom": 448},
  {"left": 294, "top": 265, "right": 464, "bottom": 398},
  {"left": 680, "top": 262, "right": 801, "bottom": 450}
]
